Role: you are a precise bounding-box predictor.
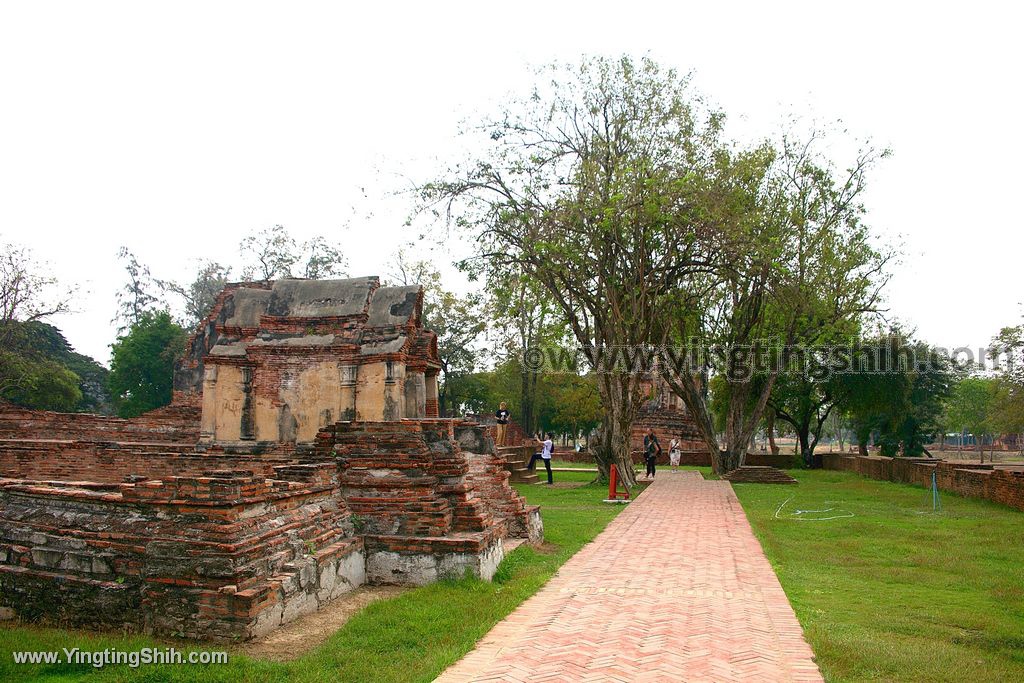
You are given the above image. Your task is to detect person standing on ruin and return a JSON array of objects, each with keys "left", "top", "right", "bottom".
[
  {"left": 495, "top": 401, "right": 510, "bottom": 446},
  {"left": 644, "top": 428, "right": 662, "bottom": 478},
  {"left": 669, "top": 437, "right": 681, "bottom": 470}
]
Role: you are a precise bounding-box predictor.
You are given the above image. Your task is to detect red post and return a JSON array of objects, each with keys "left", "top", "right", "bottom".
[{"left": 608, "top": 463, "right": 630, "bottom": 500}]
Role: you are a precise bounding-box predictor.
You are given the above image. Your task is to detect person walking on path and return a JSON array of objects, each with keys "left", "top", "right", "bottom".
[
  {"left": 669, "top": 437, "right": 681, "bottom": 470},
  {"left": 644, "top": 428, "right": 662, "bottom": 478},
  {"left": 527, "top": 432, "right": 554, "bottom": 484},
  {"left": 495, "top": 402, "right": 510, "bottom": 446}
]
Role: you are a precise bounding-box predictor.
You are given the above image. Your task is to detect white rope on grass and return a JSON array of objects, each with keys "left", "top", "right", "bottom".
[{"left": 774, "top": 496, "right": 855, "bottom": 522}]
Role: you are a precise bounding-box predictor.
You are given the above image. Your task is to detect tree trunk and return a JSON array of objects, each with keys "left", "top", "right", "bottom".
[
  {"left": 798, "top": 427, "right": 812, "bottom": 468},
  {"left": 766, "top": 410, "right": 780, "bottom": 456},
  {"left": 591, "top": 372, "right": 641, "bottom": 488},
  {"left": 718, "top": 444, "right": 744, "bottom": 472},
  {"left": 520, "top": 369, "right": 533, "bottom": 437}
]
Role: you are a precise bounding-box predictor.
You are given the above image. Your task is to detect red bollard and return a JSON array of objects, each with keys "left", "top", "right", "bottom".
[{"left": 607, "top": 463, "right": 630, "bottom": 501}]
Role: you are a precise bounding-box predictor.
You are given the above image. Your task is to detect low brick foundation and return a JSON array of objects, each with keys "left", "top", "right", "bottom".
[
  {"left": 0, "top": 409, "right": 542, "bottom": 640},
  {"left": 0, "top": 462, "right": 356, "bottom": 640},
  {"left": 822, "top": 453, "right": 1024, "bottom": 512}
]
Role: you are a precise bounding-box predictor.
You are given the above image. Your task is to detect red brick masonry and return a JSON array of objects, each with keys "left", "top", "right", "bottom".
[
  {"left": 822, "top": 453, "right": 1024, "bottom": 512},
  {"left": 0, "top": 406, "right": 540, "bottom": 641}
]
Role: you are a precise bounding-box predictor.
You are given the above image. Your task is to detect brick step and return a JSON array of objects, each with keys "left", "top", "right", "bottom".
[
  {"left": 510, "top": 468, "right": 539, "bottom": 484},
  {"left": 721, "top": 466, "right": 797, "bottom": 484}
]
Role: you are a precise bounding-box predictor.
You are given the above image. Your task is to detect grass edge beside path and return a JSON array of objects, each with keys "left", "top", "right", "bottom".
[
  {"left": 0, "top": 470, "right": 625, "bottom": 683},
  {"left": 731, "top": 469, "right": 1024, "bottom": 683}
]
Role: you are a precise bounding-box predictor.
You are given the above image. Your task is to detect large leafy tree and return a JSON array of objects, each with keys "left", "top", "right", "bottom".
[
  {"left": 422, "top": 56, "right": 733, "bottom": 485},
  {"left": 386, "top": 250, "right": 486, "bottom": 417},
  {"left": 3, "top": 322, "right": 109, "bottom": 412},
  {"left": 108, "top": 311, "right": 186, "bottom": 417},
  {"left": 485, "top": 269, "right": 566, "bottom": 434},
  {"left": 661, "top": 130, "right": 889, "bottom": 472},
  {"left": 836, "top": 333, "right": 952, "bottom": 456},
  {"left": 945, "top": 375, "right": 997, "bottom": 460},
  {"left": 1, "top": 240, "right": 75, "bottom": 344},
  {"left": 989, "top": 323, "right": 1024, "bottom": 452},
  {"left": 0, "top": 240, "right": 82, "bottom": 410},
  {"left": 766, "top": 317, "right": 863, "bottom": 467}
]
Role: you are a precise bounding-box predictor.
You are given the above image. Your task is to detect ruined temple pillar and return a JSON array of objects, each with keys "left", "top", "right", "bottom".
[
  {"left": 425, "top": 371, "right": 439, "bottom": 417},
  {"left": 339, "top": 364, "right": 357, "bottom": 421},
  {"left": 200, "top": 365, "right": 218, "bottom": 442},
  {"left": 404, "top": 370, "right": 426, "bottom": 418},
  {"left": 381, "top": 360, "right": 405, "bottom": 421}
]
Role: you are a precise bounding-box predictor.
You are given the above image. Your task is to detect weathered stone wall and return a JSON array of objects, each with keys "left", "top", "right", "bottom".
[{"left": 822, "top": 453, "right": 1024, "bottom": 512}]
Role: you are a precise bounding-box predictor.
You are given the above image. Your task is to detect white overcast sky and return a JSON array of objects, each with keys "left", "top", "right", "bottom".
[{"left": 1, "top": 1, "right": 1021, "bottom": 365}]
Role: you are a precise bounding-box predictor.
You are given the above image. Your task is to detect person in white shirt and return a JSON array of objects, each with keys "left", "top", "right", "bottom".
[
  {"left": 669, "top": 438, "right": 682, "bottom": 470},
  {"left": 527, "top": 432, "right": 554, "bottom": 484}
]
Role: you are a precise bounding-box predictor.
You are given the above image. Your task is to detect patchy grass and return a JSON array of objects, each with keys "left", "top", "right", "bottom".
[
  {"left": 732, "top": 469, "right": 1024, "bottom": 682},
  {"left": 549, "top": 458, "right": 598, "bottom": 469},
  {"left": 0, "top": 470, "right": 623, "bottom": 682}
]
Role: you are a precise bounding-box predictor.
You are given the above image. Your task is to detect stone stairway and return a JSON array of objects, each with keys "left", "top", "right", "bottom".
[
  {"left": 721, "top": 465, "right": 798, "bottom": 484},
  {"left": 496, "top": 445, "right": 539, "bottom": 484}
]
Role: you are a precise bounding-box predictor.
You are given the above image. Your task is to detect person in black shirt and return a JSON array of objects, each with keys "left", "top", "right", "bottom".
[
  {"left": 643, "top": 428, "right": 662, "bottom": 478},
  {"left": 495, "top": 401, "right": 510, "bottom": 446}
]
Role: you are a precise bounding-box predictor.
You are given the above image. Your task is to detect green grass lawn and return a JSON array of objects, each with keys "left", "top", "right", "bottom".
[
  {"left": 732, "top": 469, "right": 1024, "bottom": 682},
  {"left": 0, "top": 470, "right": 621, "bottom": 683}
]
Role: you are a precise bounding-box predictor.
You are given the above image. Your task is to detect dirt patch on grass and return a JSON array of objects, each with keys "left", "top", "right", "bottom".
[
  {"left": 532, "top": 541, "right": 561, "bottom": 555},
  {"left": 235, "top": 585, "right": 407, "bottom": 661}
]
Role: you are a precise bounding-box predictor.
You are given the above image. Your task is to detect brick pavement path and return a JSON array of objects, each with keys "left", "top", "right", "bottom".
[{"left": 435, "top": 471, "right": 822, "bottom": 682}]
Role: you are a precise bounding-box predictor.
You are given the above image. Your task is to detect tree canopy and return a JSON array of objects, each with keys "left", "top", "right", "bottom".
[{"left": 108, "top": 311, "right": 186, "bottom": 417}]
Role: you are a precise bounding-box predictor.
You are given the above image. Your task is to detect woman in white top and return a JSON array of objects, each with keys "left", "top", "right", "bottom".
[{"left": 669, "top": 438, "right": 682, "bottom": 470}]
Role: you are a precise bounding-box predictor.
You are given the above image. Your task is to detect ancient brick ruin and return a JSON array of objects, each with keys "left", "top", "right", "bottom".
[
  {"left": 0, "top": 276, "right": 541, "bottom": 641},
  {"left": 631, "top": 374, "right": 704, "bottom": 457}
]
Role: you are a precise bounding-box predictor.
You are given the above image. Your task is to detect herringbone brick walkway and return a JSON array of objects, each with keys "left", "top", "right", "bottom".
[{"left": 436, "top": 471, "right": 822, "bottom": 682}]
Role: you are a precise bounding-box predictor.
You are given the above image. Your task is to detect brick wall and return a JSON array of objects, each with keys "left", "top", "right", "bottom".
[
  {"left": 0, "top": 415, "right": 543, "bottom": 639},
  {"left": 822, "top": 453, "right": 1024, "bottom": 512},
  {"left": 0, "top": 440, "right": 304, "bottom": 483},
  {"left": 0, "top": 403, "right": 201, "bottom": 443},
  {"left": 0, "top": 462, "right": 362, "bottom": 640}
]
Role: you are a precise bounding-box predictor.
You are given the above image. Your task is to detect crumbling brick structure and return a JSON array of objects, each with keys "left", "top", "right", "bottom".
[
  {"left": 0, "top": 276, "right": 541, "bottom": 641},
  {"left": 631, "top": 374, "right": 704, "bottom": 458}
]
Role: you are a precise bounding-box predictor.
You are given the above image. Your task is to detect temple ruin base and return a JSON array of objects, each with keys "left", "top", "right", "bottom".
[{"left": 0, "top": 408, "right": 541, "bottom": 641}]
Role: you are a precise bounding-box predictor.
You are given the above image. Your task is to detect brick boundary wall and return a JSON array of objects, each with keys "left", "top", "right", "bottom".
[{"left": 822, "top": 453, "right": 1024, "bottom": 513}]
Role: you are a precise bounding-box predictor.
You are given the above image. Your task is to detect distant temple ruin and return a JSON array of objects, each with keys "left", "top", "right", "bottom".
[
  {"left": 0, "top": 276, "right": 541, "bottom": 641},
  {"left": 630, "top": 374, "right": 704, "bottom": 457},
  {"left": 178, "top": 277, "right": 443, "bottom": 442}
]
